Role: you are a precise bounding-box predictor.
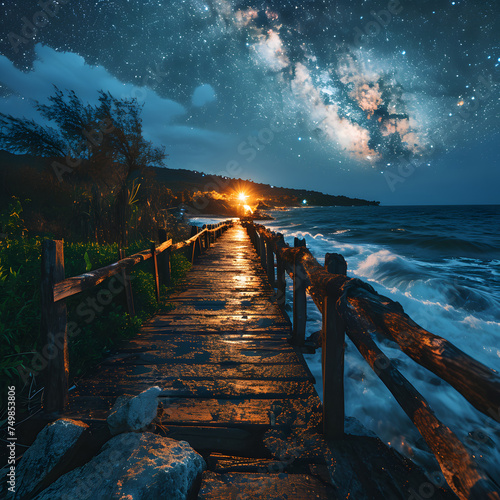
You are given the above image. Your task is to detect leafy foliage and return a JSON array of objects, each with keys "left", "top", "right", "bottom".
[
  {"left": 0, "top": 197, "right": 28, "bottom": 238},
  {"left": 0, "top": 87, "right": 166, "bottom": 172},
  {"left": 0, "top": 227, "right": 191, "bottom": 416}
]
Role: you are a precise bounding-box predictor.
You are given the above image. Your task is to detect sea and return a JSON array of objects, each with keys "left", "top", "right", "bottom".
[{"left": 192, "top": 205, "right": 500, "bottom": 481}]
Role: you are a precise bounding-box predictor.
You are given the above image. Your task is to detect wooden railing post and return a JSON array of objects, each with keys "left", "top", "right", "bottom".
[
  {"left": 190, "top": 226, "right": 198, "bottom": 263},
  {"left": 266, "top": 238, "right": 275, "bottom": 286},
  {"left": 151, "top": 242, "right": 160, "bottom": 303},
  {"left": 118, "top": 248, "right": 135, "bottom": 316},
  {"left": 325, "top": 253, "right": 347, "bottom": 275},
  {"left": 203, "top": 225, "right": 210, "bottom": 250},
  {"left": 322, "top": 252, "right": 346, "bottom": 438},
  {"left": 276, "top": 235, "right": 286, "bottom": 309},
  {"left": 157, "top": 228, "right": 171, "bottom": 288},
  {"left": 41, "top": 240, "right": 68, "bottom": 413},
  {"left": 249, "top": 225, "right": 256, "bottom": 249},
  {"left": 322, "top": 294, "right": 345, "bottom": 439},
  {"left": 259, "top": 235, "right": 267, "bottom": 269},
  {"left": 294, "top": 236, "right": 306, "bottom": 248},
  {"left": 292, "top": 238, "right": 307, "bottom": 346}
]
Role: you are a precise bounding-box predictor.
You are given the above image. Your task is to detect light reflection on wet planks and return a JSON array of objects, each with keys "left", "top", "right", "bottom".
[
  {"left": 67, "top": 224, "right": 318, "bottom": 429},
  {"left": 62, "top": 225, "right": 447, "bottom": 500}
]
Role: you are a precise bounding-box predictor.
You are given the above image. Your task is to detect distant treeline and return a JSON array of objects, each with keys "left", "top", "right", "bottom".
[
  {"left": 152, "top": 166, "right": 380, "bottom": 208},
  {"left": 0, "top": 150, "right": 378, "bottom": 241}
]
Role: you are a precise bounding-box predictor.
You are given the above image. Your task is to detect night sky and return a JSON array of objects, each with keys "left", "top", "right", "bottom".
[{"left": 0, "top": 0, "right": 499, "bottom": 205}]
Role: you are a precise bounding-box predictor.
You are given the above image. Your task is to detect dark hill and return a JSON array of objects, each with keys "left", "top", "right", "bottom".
[
  {"left": 0, "top": 150, "right": 379, "bottom": 210},
  {"left": 150, "top": 166, "right": 379, "bottom": 207}
]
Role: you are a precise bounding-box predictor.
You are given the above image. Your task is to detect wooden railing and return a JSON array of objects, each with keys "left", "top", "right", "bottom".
[
  {"left": 243, "top": 221, "right": 500, "bottom": 500},
  {"left": 40, "top": 220, "right": 232, "bottom": 414}
]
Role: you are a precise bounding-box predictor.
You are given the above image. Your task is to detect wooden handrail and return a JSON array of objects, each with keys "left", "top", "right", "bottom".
[
  {"left": 41, "top": 219, "right": 232, "bottom": 414},
  {"left": 247, "top": 222, "right": 500, "bottom": 422},
  {"left": 243, "top": 221, "right": 500, "bottom": 500},
  {"left": 341, "top": 284, "right": 500, "bottom": 423},
  {"left": 52, "top": 221, "right": 233, "bottom": 302},
  {"left": 340, "top": 300, "right": 499, "bottom": 500},
  {"left": 54, "top": 247, "right": 161, "bottom": 302}
]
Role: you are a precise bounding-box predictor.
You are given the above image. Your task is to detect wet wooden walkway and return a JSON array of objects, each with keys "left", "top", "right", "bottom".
[{"left": 61, "top": 223, "right": 453, "bottom": 499}]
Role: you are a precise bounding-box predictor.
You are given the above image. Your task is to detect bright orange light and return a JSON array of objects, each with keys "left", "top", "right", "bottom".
[
  {"left": 238, "top": 192, "right": 248, "bottom": 201},
  {"left": 243, "top": 205, "right": 253, "bottom": 214}
]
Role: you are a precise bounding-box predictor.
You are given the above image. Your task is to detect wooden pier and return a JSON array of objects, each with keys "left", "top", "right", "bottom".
[
  {"left": 63, "top": 223, "right": 341, "bottom": 498},
  {"left": 31, "top": 221, "right": 500, "bottom": 499}
]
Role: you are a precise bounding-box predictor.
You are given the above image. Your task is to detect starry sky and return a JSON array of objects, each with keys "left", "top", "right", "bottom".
[{"left": 0, "top": 0, "right": 499, "bottom": 205}]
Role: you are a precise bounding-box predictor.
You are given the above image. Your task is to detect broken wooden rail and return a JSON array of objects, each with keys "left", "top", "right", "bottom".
[
  {"left": 40, "top": 220, "right": 232, "bottom": 415},
  {"left": 243, "top": 221, "right": 500, "bottom": 500}
]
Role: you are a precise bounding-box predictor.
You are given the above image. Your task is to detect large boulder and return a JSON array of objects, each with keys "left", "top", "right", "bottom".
[
  {"left": 14, "top": 418, "right": 88, "bottom": 499},
  {"left": 107, "top": 386, "right": 161, "bottom": 436},
  {"left": 34, "top": 432, "right": 206, "bottom": 500}
]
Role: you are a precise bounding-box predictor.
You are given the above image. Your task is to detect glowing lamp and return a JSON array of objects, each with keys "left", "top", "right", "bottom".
[{"left": 302, "top": 199, "right": 307, "bottom": 204}]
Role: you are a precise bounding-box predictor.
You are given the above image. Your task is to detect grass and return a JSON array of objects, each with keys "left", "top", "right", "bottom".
[{"left": 0, "top": 235, "right": 192, "bottom": 418}]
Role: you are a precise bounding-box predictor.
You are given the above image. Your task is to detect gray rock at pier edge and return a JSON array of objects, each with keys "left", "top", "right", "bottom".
[
  {"left": 13, "top": 418, "right": 88, "bottom": 499},
  {"left": 34, "top": 432, "right": 206, "bottom": 500},
  {"left": 107, "top": 386, "right": 161, "bottom": 436}
]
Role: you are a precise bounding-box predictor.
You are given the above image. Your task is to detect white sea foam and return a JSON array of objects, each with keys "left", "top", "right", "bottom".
[{"left": 276, "top": 217, "right": 500, "bottom": 480}]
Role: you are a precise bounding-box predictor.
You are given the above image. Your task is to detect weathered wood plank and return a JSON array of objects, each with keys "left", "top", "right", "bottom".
[
  {"left": 198, "top": 472, "right": 336, "bottom": 500},
  {"left": 98, "top": 346, "right": 302, "bottom": 365},
  {"left": 157, "top": 426, "right": 264, "bottom": 455},
  {"left": 41, "top": 240, "right": 68, "bottom": 413},
  {"left": 206, "top": 453, "right": 282, "bottom": 473},
  {"left": 121, "top": 334, "right": 297, "bottom": 352},
  {"left": 73, "top": 362, "right": 315, "bottom": 382},
  {"left": 73, "top": 378, "right": 316, "bottom": 399},
  {"left": 53, "top": 247, "right": 156, "bottom": 302},
  {"left": 157, "top": 396, "right": 322, "bottom": 427}
]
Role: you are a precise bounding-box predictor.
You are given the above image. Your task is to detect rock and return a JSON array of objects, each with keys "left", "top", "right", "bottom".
[
  {"left": 34, "top": 432, "right": 206, "bottom": 500},
  {"left": 305, "top": 330, "right": 322, "bottom": 349},
  {"left": 107, "top": 386, "right": 161, "bottom": 436},
  {"left": 14, "top": 418, "right": 88, "bottom": 499},
  {"left": 344, "top": 416, "right": 378, "bottom": 438}
]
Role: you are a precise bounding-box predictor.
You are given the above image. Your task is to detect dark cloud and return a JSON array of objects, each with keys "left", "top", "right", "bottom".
[{"left": 0, "top": 0, "right": 499, "bottom": 204}]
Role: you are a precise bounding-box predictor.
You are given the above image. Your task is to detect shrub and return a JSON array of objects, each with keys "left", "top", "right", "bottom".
[{"left": 0, "top": 235, "right": 191, "bottom": 416}]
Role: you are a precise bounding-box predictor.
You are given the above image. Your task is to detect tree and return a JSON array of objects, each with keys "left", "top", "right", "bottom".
[
  {"left": 0, "top": 87, "right": 167, "bottom": 243},
  {"left": 0, "top": 86, "right": 166, "bottom": 176}
]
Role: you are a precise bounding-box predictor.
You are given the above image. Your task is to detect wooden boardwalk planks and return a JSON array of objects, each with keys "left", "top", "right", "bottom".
[
  {"left": 60, "top": 224, "right": 456, "bottom": 499},
  {"left": 65, "top": 225, "right": 315, "bottom": 423}
]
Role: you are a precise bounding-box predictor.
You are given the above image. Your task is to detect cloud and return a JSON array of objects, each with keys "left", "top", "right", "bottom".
[
  {"left": 192, "top": 84, "right": 216, "bottom": 107},
  {"left": 0, "top": 44, "right": 185, "bottom": 120},
  {"left": 0, "top": 44, "right": 231, "bottom": 166}
]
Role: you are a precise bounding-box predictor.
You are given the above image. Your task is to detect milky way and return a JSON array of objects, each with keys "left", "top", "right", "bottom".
[{"left": 0, "top": 0, "right": 499, "bottom": 203}]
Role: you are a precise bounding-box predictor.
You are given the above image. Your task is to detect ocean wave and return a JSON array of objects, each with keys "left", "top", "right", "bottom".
[{"left": 271, "top": 206, "right": 500, "bottom": 479}]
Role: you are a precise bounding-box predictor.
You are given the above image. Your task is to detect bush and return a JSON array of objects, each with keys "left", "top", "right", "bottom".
[{"left": 0, "top": 234, "right": 191, "bottom": 416}]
